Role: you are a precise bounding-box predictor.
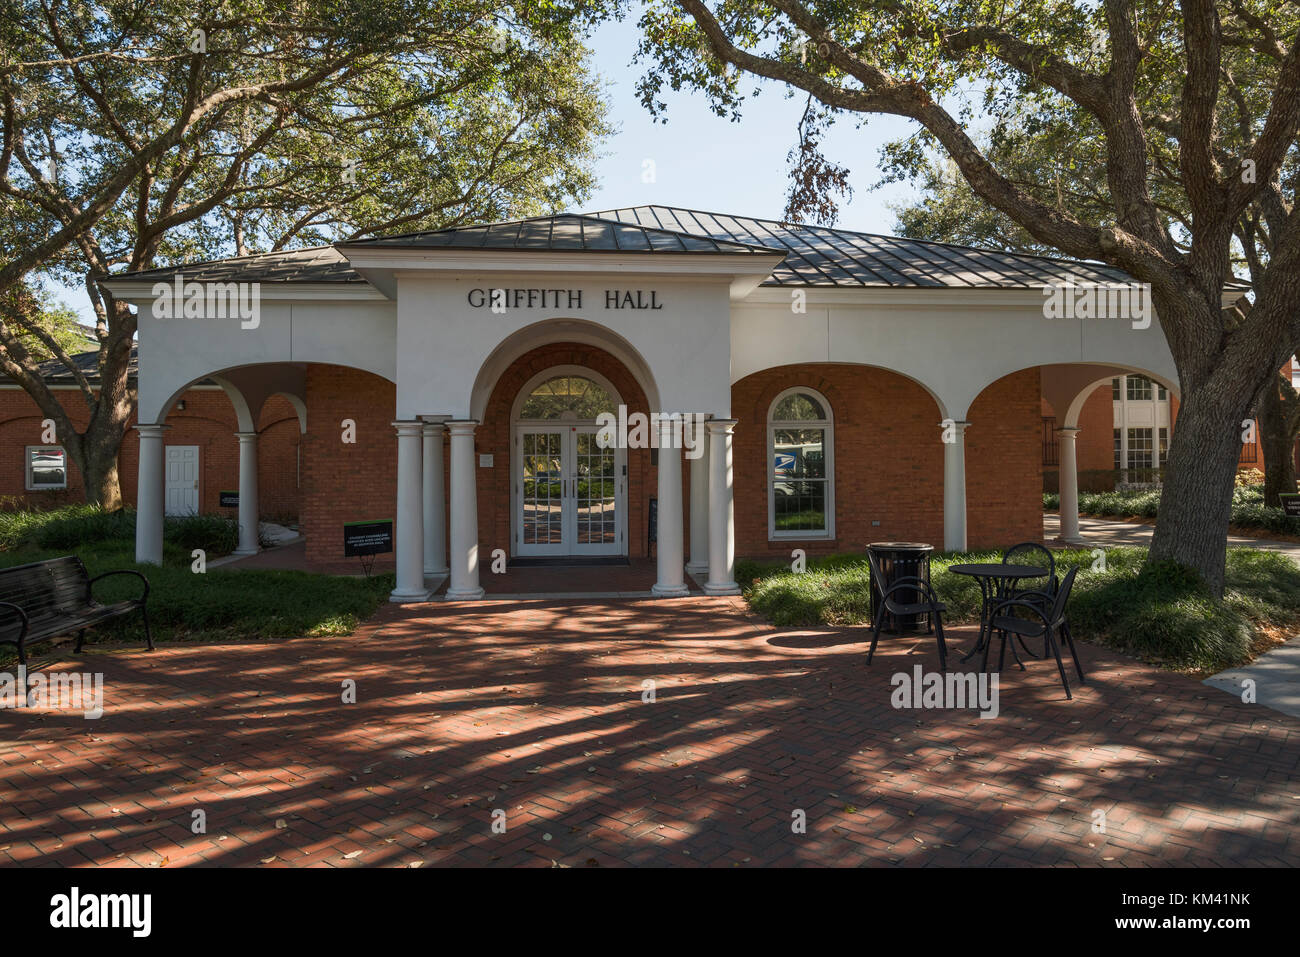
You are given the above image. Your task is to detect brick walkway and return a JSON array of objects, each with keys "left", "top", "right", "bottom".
[{"left": 2, "top": 597, "right": 1297, "bottom": 867}]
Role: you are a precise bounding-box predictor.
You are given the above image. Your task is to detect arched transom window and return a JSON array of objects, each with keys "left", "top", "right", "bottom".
[
  {"left": 519, "top": 375, "right": 617, "bottom": 421},
  {"left": 768, "top": 387, "right": 834, "bottom": 538}
]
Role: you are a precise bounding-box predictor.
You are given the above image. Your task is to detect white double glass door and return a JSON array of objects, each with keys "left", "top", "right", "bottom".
[{"left": 516, "top": 425, "right": 623, "bottom": 556}]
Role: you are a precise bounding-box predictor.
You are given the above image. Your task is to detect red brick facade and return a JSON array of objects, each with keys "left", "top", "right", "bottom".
[
  {"left": 4, "top": 354, "right": 1048, "bottom": 562},
  {"left": 0, "top": 386, "right": 301, "bottom": 517},
  {"left": 299, "top": 366, "right": 397, "bottom": 563},
  {"left": 730, "top": 364, "right": 1042, "bottom": 556}
]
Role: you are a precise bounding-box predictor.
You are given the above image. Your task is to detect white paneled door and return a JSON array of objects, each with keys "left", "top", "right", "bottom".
[{"left": 165, "top": 445, "right": 200, "bottom": 515}]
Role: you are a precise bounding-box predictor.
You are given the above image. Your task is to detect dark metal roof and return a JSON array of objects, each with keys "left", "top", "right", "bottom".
[
  {"left": 97, "top": 204, "right": 1208, "bottom": 291},
  {"left": 101, "top": 245, "right": 361, "bottom": 286},
  {"left": 337, "top": 213, "right": 780, "bottom": 255},
  {"left": 584, "top": 205, "right": 1140, "bottom": 288}
]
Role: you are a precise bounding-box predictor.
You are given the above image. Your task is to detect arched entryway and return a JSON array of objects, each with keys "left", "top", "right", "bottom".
[{"left": 511, "top": 367, "right": 627, "bottom": 557}]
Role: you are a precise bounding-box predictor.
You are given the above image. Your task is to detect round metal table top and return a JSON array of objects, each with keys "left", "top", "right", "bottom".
[
  {"left": 947, "top": 563, "right": 1049, "bottom": 579},
  {"left": 867, "top": 542, "right": 934, "bottom": 551}
]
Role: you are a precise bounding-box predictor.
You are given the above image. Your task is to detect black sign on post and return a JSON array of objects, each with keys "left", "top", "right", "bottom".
[
  {"left": 219, "top": 490, "right": 239, "bottom": 508},
  {"left": 343, "top": 520, "right": 394, "bottom": 557},
  {"left": 1280, "top": 494, "right": 1300, "bottom": 518}
]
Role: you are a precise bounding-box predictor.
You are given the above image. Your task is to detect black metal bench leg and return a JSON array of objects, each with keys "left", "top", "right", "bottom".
[
  {"left": 141, "top": 606, "right": 155, "bottom": 651},
  {"left": 75, "top": 628, "right": 86, "bottom": 653},
  {"left": 934, "top": 616, "right": 948, "bottom": 672},
  {"left": 17, "top": 643, "right": 32, "bottom": 702}
]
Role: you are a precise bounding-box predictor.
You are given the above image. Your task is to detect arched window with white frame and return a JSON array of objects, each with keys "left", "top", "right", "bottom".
[{"left": 768, "top": 387, "right": 834, "bottom": 539}]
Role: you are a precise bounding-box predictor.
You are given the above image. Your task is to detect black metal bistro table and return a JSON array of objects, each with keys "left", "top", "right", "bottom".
[{"left": 947, "top": 563, "right": 1050, "bottom": 663}]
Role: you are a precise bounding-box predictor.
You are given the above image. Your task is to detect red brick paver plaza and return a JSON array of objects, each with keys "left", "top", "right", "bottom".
[{"left": 1, "top": 597, "right": 1297, "bottom": 867}]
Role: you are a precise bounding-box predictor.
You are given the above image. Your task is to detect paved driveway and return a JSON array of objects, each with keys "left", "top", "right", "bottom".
[{"left": 2, "top": 597, "right": 1297, "bottom": 867}]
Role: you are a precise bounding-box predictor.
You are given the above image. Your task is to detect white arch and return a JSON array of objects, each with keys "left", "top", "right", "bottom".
[
  {"left": 469, "top": 318, "right": 662, "bottom": 421},
  {"left": 1060, "top": 369, "right": 1178, "bottom": 429},
  {"left": 738, "top": 361, "right": 951, "bottom": 420}
]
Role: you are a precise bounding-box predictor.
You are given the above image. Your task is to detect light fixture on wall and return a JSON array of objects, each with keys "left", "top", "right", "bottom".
[{"left": 176, "top": 400, "right": 186, "bottom": 411}]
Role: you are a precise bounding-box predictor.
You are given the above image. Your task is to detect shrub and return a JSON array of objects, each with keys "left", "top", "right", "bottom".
[
  {"left": 0, "top": 505, "right": 239, "bottom": 557},
  {"left": 165, "top": 513, "right": 239, "bottom": 554}
]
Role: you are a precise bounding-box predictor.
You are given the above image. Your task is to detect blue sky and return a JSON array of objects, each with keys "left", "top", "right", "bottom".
[
  {"left": 581, "top": 17, "right": 922, "bottom": 228},
  {"left": 51, "top": 16, "right": 925, "bottom": 322}
]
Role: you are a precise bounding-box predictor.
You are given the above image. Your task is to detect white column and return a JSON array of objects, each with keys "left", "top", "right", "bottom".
[
  {"left": 233, "top": 431, "right": 260, "bottom": 556},
  {"left": 1057, "top": 426, "right": 1084, "bottom": 543},
  {"left": 134, "top": 424, "right": 167, "bottom": 565},
  {"left": 390, "top": 421, "right": 430, "bottom": 603},
  {"left": 942, "top": 420, "right": 970, "bottom": 552},
  {"left": 422, "top": 420, "right": 448, "bottom": 577},
  {"left": 446, "top": 420, "right": 484, "bottom": 600},
  {"left": 652, "top": 414, "right": 688, "bottom": 597},
  {"left": 704, "top": 418, "right": 739, "bottom": 595},
  {"left": 686, "top": 416, "right": 711, "bottom": 576}
]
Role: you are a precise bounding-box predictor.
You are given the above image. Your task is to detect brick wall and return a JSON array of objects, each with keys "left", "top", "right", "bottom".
[
  {"left": 0, "top": 386, "right": 299, "bottom": 517},
  {"left": 731, "top": 364, "right": 1042, "bottom": 558},
  {"left": 732, "top": 364, "right": 945, "bottom": 557},
  {"left": 300, "top": 366, "right": 397, "bottom": 562},
  {"left": 965, "top": 368, "right": 1044, "bottom": 546}
]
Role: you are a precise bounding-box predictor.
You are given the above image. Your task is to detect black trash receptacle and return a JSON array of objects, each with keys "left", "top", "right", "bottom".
[{"left": 868, "top": 542, "right": 934, "bottom": 632}]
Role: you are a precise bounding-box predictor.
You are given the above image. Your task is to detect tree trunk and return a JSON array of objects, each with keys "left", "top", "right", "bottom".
[
  {"left": 1148, "top": 386, "right": 1250, "bottom": 599},
  {"left": 79, "top": 445, "right": 123, "bottom": 510},
  {"left": 1258, "top": 375, "right": 1298, "bottom": 507}
]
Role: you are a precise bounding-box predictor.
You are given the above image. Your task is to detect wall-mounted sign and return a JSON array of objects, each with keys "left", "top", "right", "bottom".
[
  {"left": 343, "top": 519, "right": 394, "bottom": 557},
  {"left": 1280, "top": 494, "right": 1300, "bottom": 518},
  {"left": 467, "top": 288, "right": 665, "bottom": 311},
  {"left": 219, "top": 490, "right": 239, "bottom": 508}
]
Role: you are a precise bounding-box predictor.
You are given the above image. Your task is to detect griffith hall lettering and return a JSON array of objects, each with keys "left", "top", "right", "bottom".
[{"left": 467, "top": 288, "right": 664, "bottom": 310}]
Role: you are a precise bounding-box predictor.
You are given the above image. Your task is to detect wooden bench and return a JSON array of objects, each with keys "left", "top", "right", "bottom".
[{"left": 0, "top": 556, "right": 152, "bottom": 665}]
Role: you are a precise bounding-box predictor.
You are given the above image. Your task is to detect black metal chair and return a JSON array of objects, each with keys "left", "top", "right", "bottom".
[
  {"left": 1002, "top": 541, "right": 1057, "bottom": 596},
  {"left": 1001, "top": 541, "right": 1059, "bottom": 659},
  {"left": 985, "top": 566, "right": 1085, "bottom": 699},
  {"left": 867, "top": 560, "right": 949, "bottom": 671}
]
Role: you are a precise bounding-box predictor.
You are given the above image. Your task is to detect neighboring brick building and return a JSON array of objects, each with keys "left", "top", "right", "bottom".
[{"left": 1042, "top": 368, "right": 1291, "bottom": 492}]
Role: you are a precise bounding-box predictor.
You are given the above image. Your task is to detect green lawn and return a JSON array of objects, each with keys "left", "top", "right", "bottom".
[
  {"left": 0, "top": 506, "right": 394, "bottom": 657},
  {"left": 737, "top": 546, "right": 1300, "bottom": 674}
]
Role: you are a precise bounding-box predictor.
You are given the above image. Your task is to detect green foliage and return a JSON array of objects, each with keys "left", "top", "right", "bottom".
[
  {"left": 0, "top": 504, "right": 236, "bottom": 554},
  {"left": 1042, "top": 483, "right": 1300, "bottom": 535},
  {"left": 741, "top": 546, "right": 1298, "bottom": 673},
  {"left": 5, "top": 1, "right": 612, "bottom": 288},
  {"left": 0, "top": 510, "right": 391, "bottom": 648}
]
